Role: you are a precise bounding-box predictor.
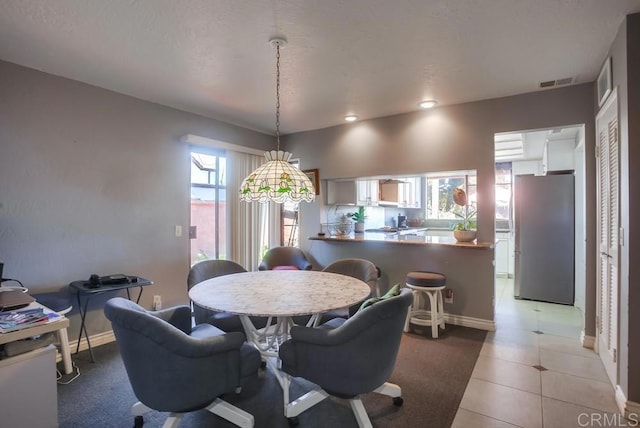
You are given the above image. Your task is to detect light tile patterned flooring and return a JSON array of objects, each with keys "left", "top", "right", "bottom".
[{"left": 451, "top": 278, "right": 624, "bottom": 428}]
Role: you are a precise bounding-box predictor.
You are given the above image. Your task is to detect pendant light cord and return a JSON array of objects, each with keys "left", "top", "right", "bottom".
[{"left": 275, "top": 41, "right": 281, "bottom": 151}]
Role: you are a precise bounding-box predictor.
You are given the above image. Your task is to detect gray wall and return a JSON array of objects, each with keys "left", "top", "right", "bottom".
[
  {"left": 0, "top": 60, "right": 273, "bottom": 339},
  {"left": 627, "top": 11, "right": 640, "bottom": 407},
  {"left": 613, "top": 12, "right": 640, "bottom": 406},
  {"left": 284, "top": 83, "right": 597, "bottom": 335}
]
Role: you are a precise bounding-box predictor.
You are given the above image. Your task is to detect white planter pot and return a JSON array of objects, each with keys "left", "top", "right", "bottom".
[
  {"left": 453, "top": 230, "right": 476, "bottom": 242},
  {"left": 354, "top": 222, "right": 365, "bottom": 233}
]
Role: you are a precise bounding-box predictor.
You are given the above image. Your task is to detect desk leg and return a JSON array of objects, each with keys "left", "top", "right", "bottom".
[
  {"left": 135, "top": 286, "right": 143, "bottom": 304},
  {"left": 57, "top": 327, "right": 73, "bottom": 375},
  {"left": 75, "top": 293, "right": 95, "bottom": 362},
  {"left": 74, "top": 292, "right": 82, "bottom": 354}
]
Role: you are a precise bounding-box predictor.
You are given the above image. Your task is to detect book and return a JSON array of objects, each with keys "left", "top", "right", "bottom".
[{"left": 0, "top": 307, "right": 57, "bottom": 333}]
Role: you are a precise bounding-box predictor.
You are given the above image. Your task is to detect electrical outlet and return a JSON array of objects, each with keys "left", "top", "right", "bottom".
[
  {"left": 152, "top": 295, "right": 162, "bottom": 310},
  {"left": 444, "top": 289, "right": 454, "bottom": 304}
]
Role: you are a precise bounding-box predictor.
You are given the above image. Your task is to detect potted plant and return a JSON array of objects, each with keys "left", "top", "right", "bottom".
[
  {"left": 347, "top": 206, "right": 367, "bottom": 233},
  {"left": 452, "top": 188, "right": 477, "bottom": 242}
]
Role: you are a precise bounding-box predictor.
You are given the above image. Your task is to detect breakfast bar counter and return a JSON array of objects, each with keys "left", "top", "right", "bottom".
[
  {"left": 309, "top": 231, "right": 494, "bottom": 249},
  {"left": 306, "top": 230, "right": 497, "bottom": 332}
]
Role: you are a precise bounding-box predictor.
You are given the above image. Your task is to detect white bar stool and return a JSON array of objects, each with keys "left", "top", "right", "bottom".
[{"left": 403, "top": 271, "right": 446, "bottom": 338}]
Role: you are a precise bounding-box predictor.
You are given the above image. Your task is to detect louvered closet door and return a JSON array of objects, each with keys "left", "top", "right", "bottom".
[{"left": 596, "top": 87, "right": 619, "bottom": 387}]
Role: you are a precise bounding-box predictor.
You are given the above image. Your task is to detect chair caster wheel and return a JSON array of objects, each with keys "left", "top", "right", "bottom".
[
  {"left": 288, "top": 416, "right": 299, "bottom": 426},
  {"left": 393, "top": 396, "right": 404, "bottom": 406},
  {"left": 134, "top": 415, "right": 144, "bottom": 427}
]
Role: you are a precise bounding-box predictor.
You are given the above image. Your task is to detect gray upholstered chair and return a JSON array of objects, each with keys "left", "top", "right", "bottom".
[
  {"left": 188, "top": 259, "right": 268, "bottom": 333},
  {"left": 104, "top": 297, "right": 261, "bottom": 428},
  {"left": 321, "top": 258, "right": 380, "bottom": 321},
  {"left": 257, "top": 246, "right": 313, "bottom": 271},
  {"left": 278, "top": 288, "right": 413, "bottom": 427}
]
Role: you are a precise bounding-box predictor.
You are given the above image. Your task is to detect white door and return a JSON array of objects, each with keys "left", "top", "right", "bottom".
[{"left": 595, "top": 87, "right": 619, "bottom": 387}]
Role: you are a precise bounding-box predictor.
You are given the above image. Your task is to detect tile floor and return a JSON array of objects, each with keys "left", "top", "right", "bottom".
[{"left": 451, "top": 278, "right": 625, "bottom": 428}]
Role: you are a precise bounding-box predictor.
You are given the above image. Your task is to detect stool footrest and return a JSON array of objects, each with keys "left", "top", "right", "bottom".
[{"left": 404, "top": 282, "right": 446, "bottom": 339}]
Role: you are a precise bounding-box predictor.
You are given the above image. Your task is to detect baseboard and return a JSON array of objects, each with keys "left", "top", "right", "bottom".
[
  {"left": 615, "top": 386, "right": 640, "bottom": 421},
  {"left": 580, "top": 331, "right": 596, "bottom": 349},
  {"left": 411, "top": 310, "right": 496, "bottom": 331},
  {"left": 68, "top": 330, "right": 116, "bottom": 354},
  {"left": 444, "top": 313, "right": 496, "bottom": 331}
]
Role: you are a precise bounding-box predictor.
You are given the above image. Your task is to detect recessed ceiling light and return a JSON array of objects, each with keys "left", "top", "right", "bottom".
[
  {"left": 419, "top": 100, "right": 437, "bottom": 109},
  {"left": 344, "top": 115, "right": 358, "bottom": 122}
]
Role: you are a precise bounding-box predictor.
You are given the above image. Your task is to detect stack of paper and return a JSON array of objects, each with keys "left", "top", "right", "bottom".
[{"left": 0, "top": 308, "right": 54, "bottom": 333}]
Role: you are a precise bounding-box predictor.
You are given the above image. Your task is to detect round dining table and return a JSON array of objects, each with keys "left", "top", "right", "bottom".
[
  {"left": 188, "top": 269, "right": 372, "bottom": 419},
  {"left": 188, "top": 270, "right": 371, "bottom": 317}
]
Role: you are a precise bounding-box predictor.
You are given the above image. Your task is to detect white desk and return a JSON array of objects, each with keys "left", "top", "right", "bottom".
[
  {"left": 189, "top": 270, "right": 371, "bottom": 419},
  {"left": 0, "top": 302, "right": 72, "bottom": 375}
]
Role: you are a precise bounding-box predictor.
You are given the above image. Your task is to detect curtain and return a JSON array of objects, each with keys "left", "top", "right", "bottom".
[{"left": 227, "top": 151, "right": 280, "bottom": 270}]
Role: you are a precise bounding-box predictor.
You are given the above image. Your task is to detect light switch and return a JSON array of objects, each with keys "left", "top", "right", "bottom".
[{"left": 175, "top": 225, "right": 182, "bottom": 237}]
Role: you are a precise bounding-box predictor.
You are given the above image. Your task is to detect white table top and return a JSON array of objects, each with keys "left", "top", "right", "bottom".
[
  {"left": 0, "top": 302, "right": 69, "bottom": 345},
  {"left": 188, "top": 270, "right": 372, "bottom": 317}
]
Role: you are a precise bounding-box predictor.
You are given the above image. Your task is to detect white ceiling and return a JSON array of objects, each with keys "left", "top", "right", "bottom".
[{"left": 1, "top": 1, "right": 639, "bottom": 135}]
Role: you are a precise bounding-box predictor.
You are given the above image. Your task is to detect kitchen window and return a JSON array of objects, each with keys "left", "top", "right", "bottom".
[
  {"left": 495, "top": 162, "right": 513, "bottom": 227},
  {"left": 425, "top": 171, "right": 477, "bottom": 224}
]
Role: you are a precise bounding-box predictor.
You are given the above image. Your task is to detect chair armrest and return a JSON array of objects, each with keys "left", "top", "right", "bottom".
[
  {"left": 151, "top": 305, "right": 192, "bottom": 334},
  {"left": 289, "top": 320, "right": 361, "bottom": 346},
  {"left": 160, "top": 329, "right": 247, "bottom": 358}
]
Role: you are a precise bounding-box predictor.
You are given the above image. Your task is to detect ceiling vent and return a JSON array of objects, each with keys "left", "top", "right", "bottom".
[{"left": 539, "top": 77, "right": 574, "bottom": 89}]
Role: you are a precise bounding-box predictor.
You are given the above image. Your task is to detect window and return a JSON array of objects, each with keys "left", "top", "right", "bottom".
[
  {"left": 281, "top": 159, "right": 300, "bottom": 247},
  {"left": 495, "top": 162, "right": 513, "bottom": 224},
  {"left": 190, "top": 149, "right": 227, "bottom": 264},
  {"left": 425, "top": 171, "right": 477, "bottom": 224}
]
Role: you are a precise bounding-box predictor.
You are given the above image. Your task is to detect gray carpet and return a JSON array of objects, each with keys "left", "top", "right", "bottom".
[{"left": 58, "top": 325, "right": 486, "bottom": 427}]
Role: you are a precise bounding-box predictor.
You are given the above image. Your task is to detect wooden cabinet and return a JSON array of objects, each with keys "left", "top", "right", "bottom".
[
  {"left": 380, "top": 181, "right": 400, "bottom": 205},
  {"left": 379, "top": 177, "right": 421, "bottom": 208}
]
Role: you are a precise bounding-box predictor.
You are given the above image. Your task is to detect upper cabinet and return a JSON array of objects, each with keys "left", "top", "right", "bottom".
[
  {"left": 379, "top": 177, "right": 421, "bottom": 208},
  {"left": 356, "top": 179, "right": 379, "bottom": 206},
  {"left": 542, "top": 139, "right": 575, "bottom": 174},
  {"left": 327, "top": 179, "right": 379, "bottom": 206},
  {"left": 327, "top": 180, "right": 356, "bottom": 205}
]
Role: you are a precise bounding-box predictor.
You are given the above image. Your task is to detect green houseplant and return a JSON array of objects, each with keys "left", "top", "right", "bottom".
[
  {"left": 452, "top": 188, "right": 477, "bottom": 242},
  {"left": 347, "top": 206, "right": 367, "bottom": 233}
]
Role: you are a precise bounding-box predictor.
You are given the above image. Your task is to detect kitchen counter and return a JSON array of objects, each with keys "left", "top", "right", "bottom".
[
  {"left": 306, "top": 231, "right": 496, "bottom": 331},
  {"left": 309, "top": 231, "right": 494, "bottom": 249}
]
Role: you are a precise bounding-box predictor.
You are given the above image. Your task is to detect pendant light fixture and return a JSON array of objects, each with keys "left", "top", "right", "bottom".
[{"left": 239, "top": 37, "right": 315, "bottom": 203}]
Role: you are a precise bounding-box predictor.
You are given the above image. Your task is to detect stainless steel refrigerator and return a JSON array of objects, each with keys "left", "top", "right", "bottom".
[{"left": 514, "top": 174, "right": 575, "bottom": 304}]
